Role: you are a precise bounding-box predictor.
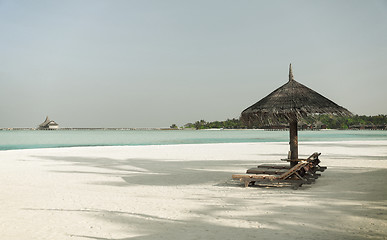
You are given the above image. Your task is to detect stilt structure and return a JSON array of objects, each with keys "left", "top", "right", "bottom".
[{"left": 38, "top": 116, "right": 59, "bottom": 130}]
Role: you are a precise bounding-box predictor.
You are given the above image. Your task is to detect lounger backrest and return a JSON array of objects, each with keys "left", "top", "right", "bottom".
[
  {"left": 307, "top": 152, "right": 321, "bottom": 161},
  {"left": 279, "top": 161, "right": 308, "bottom": 179}
]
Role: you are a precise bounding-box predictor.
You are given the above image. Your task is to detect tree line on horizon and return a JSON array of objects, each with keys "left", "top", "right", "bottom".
[{"left": 173, "top": 115, "right": 387, "bottom": 130}]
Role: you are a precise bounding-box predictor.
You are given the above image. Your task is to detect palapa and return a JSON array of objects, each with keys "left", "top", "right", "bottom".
[{"left": 241, "top": 64, "right": 353, "bottom": 165}]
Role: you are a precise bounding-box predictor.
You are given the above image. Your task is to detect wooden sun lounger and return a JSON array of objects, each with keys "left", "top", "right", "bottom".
[
  {"left": 256, "top": 164, "right": 326, "bottom": 172},
  {"left": 247, "top": 168, "right": 287, "bottom": 175},
  {"left": 281, "top": 152, "right": 327, "bottom": 173},
  {"left": 232, "top": 161, "right": 314, "bottom": 189},
  {"left": 257, "top": 164, "right": 290, "bottom": 169},
  {"left": 247, "top": 167, "right": 320, "bottom": 180},
  {"left": 281, "top": 152, "right": 321, "bottom": 162},
  {"left": 259, "top": 153, "right": 323, "bottom": 169},
  {"left": 251, "top": 152, "right": 325, "bottom": 177}
]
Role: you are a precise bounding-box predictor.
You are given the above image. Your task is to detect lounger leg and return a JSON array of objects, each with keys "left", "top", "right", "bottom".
[
  {"left": 244, "top": 180, "right": 250, "bottom": 188},
  {"left": 292, "top": 184, "right": 302, "bottom": 190}
]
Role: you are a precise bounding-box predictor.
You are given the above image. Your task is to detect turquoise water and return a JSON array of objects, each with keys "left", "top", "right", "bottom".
[{"left": 0, "top": 130, "right": 387, "bottom": 151}]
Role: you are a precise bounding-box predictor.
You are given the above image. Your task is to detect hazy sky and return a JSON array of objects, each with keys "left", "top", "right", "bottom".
[{"left": 1, "top": 0, "right": 386, "bottom": 128}]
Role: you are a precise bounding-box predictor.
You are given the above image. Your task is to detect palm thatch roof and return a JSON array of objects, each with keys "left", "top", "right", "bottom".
[
  {"left": 241, "top": 64, "right": 353, "bottom": 126},
  {"left": 39, "top": 116, "right": 58, "bottom": 127}
]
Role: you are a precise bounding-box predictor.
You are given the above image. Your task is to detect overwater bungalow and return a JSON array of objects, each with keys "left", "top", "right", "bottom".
[{"left": 38, "top": 116, "right": 59, "bottom": 130}]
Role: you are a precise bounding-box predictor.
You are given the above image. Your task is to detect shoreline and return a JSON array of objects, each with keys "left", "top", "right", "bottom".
[
  {"left": 2, "top": 127, "right": 387, "bottom": 131},
  {"left": 0, "top": 141, "right": 386, "bottom": 239},
  {"left": 2, "top": 139, "right": 387, "bottom": 152}
]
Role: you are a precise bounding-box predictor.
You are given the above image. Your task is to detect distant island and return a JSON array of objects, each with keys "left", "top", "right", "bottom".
[
  {"left": 2, "top": 115, "right": 386, "bottom": 131},
  {"left": 177, "top": 115, "right": 387, "bottom": 130}
]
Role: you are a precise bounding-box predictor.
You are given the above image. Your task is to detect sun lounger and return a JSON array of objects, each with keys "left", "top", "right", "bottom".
[
  {"left": 246, "top": 167, "right": 320, "bottom": 179},
  {"left": 250, "top": 152, "right": 325, "bottom": 177},
  {"left": 232, "top": 161, "right": 314, "bottom": 189},
  {"left": 256, "top": 163, "right": 325, "bottom": 172},
  {"left": 281, "top": 152, "right": 327, "bottom": 173},
  {"left": 281, "top": 152, "right": 321, "bottom": 162},
  {"left": 246, "top": 168, "right": 287, "bottom": 175},
  {"left": 257, "top": 164, "right": 290, "bottom": 169}
]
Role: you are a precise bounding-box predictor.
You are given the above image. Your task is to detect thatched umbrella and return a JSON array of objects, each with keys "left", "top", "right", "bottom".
[{"left": 241, "top": 64, "right": 353, "bottom": 166}]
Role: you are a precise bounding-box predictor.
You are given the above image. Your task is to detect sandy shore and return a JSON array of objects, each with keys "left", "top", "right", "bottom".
[{"left": 0, "top": 141, "right": 386, "bottom": 240}]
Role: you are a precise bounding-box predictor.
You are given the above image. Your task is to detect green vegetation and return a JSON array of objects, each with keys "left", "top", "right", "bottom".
[
  {"left": 304, "top": 114, "right": 387, "bottom": 129},
  {"left": 184, "top": 119, "right": 243, "bottom": 129},
  {"left": 180, "top": 115, "right": 387, "bottom": 130}
]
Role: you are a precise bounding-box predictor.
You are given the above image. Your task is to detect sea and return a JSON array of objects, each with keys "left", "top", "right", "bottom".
[{"left": 1, "top": 129, "right": 387, "bottom": 151}]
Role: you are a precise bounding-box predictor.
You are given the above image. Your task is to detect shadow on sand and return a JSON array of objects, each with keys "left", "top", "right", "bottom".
[{"left": 29, "top": 154, "right": 387, "bottom": 240}]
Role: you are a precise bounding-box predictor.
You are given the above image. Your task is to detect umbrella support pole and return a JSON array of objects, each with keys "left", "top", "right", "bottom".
[{"left": 289, "top": 119, "right": 298, "bottom": 167}]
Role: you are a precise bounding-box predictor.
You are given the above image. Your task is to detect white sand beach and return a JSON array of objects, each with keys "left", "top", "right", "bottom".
[{"left": 0, "top": 141, "right": 386, "bottom": 240}]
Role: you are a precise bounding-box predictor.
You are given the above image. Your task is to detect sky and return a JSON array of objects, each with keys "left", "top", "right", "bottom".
[{"left": 1, "top": 0, "right": 386, "bottom": 128}]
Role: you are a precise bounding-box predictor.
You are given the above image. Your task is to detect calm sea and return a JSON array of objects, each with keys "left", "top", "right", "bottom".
[{"left": 1, "top": 129, "right": 387, "bottom": 151}]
